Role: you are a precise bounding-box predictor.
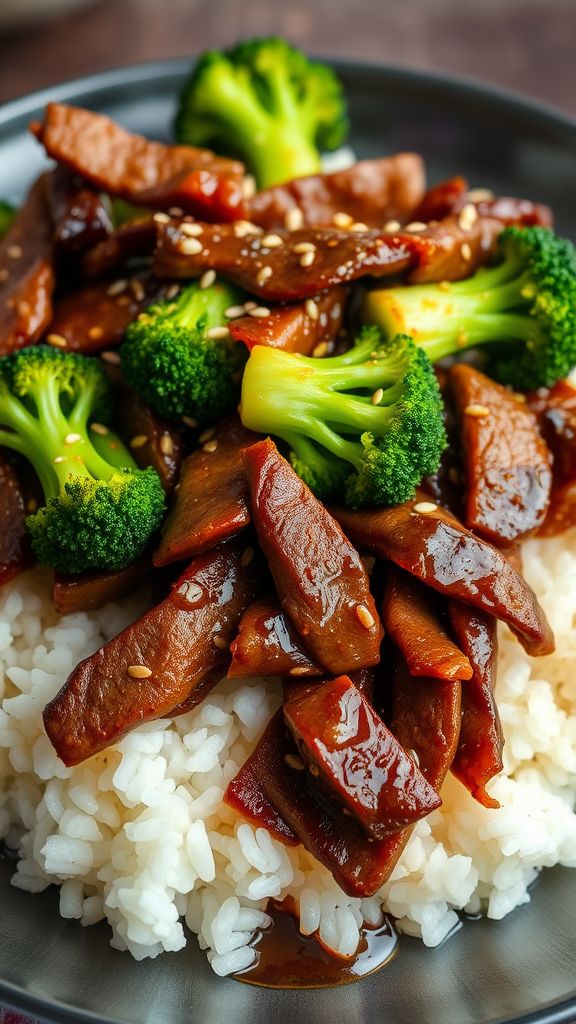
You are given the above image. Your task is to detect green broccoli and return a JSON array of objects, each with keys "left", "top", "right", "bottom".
[
  {"left": 175, "top": 37, "right": 348, "bottom": 189},
  {"left": 239, "top": 327, "right": 446, "bottom": 508},
  {"left": 363, "top": 226, "right": 576, "bottom": 390},
  {"left": 121, "top": 278, "right": 247, "bottom": 424},
  {"left": 0, "top": 346, "right": 165, "bottom": 574},
  {"left": 0, "top": 200, "right": 16, "bottom": 239}
]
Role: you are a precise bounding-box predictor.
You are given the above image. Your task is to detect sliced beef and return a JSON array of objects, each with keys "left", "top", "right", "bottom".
[
  {"left": 333, "top": 494, "right": 554, "bottom": 657},
  {"left": 284, "top": 675, "right": 441, "bottom": 838},
  {"left": 153, "top": 418, "right": 257, "bottom": 566},
  {"left": 0, "top": 454, "right": 33, "bottom": 586},
  {"left": 228, "top": 597, "right": 322, "bottom": 679},
  {"left": 243, "top": 438, "right": 383, "bottom": 674},
  {"left": 43, "top": 542, "right": 257, "bottom": 765},
  {"left": 82, "top": 218, "right": 156, "bottom": 280},
  {"left": 52, "top": 556, "right": 150, "bottom": 614},
  {"left": 381, "top": 565, "right": 472, "bottom": 680},
  {"left": 229, "top": 287, "right": 347, "bottom": 356},
  {"left": 48, "top": 166, "right": 112, "bottom": 255},
  {"left": 411, "top": 176, "right": 468, "bottom": 223},
  {"left": 450, "top": 364, "right": 552, "bottom": 545},
  {"left": 248, "top": 154, "right": 426, "bottom": 229},
  {"left": 111, "top": 380, "right": 184, "bottom": 492},
  {"left": 32, "top": 103, "right": 247, "bottom": 222},
  {"left": 0, "top": 174, "right": 55, "bottom": 354},
  {"left": 388, "top": 658, "right": 462, "bottom": 788},
  {"left": 448, "top": 602, "right": 503, "bottom": 808},
  {"left": 528, "top": 379, "right": 576, "bottom": 536}
]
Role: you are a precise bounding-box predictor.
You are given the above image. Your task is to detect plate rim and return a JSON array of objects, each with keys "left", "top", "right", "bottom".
[{"left": 0, "top": 55, "right": 575, "bottom": 1024}]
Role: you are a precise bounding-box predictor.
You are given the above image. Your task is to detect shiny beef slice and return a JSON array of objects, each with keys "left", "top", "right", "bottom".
[
  {"left": 333, "top": 495, "right": 554, "bottom": 657},
  {"left": 243, "top": 438, "right": 383, "bottom": 674},
  {"left": 48, "top": 166, "right": 112, "bottom": 255},
  {"left": 448, "top": 602, "right": 503, "bottom": 808},
  {"left": 154, "top": 419, "right": 257, "bottom": 566},
  {"left": 381, "top": 565, "right": 472, "bottom": 681},
  {"left": 52, "top": 556, "right": 150, "bottom": 615},
  {"left": 528, "top": 380, "right": 576, "bottom": 536},
  {"left": 284, "top": 675, "right": 441, "bottom": 838},
  {"left": 248, "top": 154, "right": 426, "bottom": 229},
  {"left": 229, "top": 287, "right": 347, "bottom": 356},
  {"left": 0, "top": 454, "right": 33, "bottom": 586},
  {"left": 43, "top": 542, "right": 257, "bottom": 765},
  {"left": 32, "top": 103, "right": 247, "bottom": 222},
  {"left": 450, "top": 364, "right": 552, "bottom": 544},
  {"left": 228, "top": 597, "right": 322, "bottom": 679},
  {"left": 0, "top": 174, "right": 55, "bottom": 354}
]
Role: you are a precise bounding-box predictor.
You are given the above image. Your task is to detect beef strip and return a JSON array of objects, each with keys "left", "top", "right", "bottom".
[
  {"left": 225, "top": 724, "right": 300, "bottom": 847},
  {"left": 153, "top": 418, "right": 257, "bottom": 566},
  {"left": 43, "top": 541, "right": 257, "bottom": 765},
  {"left": 48, "top": 166, "right": 112, "bottom": 255},
  {"left": 0, "top": 453, "right": 33, "bottom": 586},
  {"left": 450, "top": 364, "right": 552, "bottom": 545},
  {"left": 47, "top": 271, "right": 167, "bottom": 353},
  {"left": 448, "top": 602, "right": 503, "bottom": 808},
  {"left": 110, "top": 376, "right": 184, "bottom": 492},
  {"left": 248, "top": 154, "right": 426, "bottom": 229},
  {"left": 32, "top": 103, "right": 247, "bottom": 222},
  {"left": 52, "top": 556, "right": 150, "bottom": 615},
  {"left": 228, "top": 596, "right": 322, "bottom": 679},
  {"left": 410, "top": 176, "right": 468, "bottom": 223},
  {"left": 333, "top": 493, "right": 554, "bottom": 656},
  {"left": 282, "top": 667, "right": 374, "bottom": 705},
  {"left": 243, "top": 438, "right": 383, "bottom": 674},
  {"left": 0, "top": 174, "right": 55, "bottom": 354},
  {"left": 381, "top": 565, "right": 473, "bottom": 680},
  {"left": 229, "top": 286, "right": 347, "bottom": 356},
  {"left": 81, "top": 218, "right": 156, "bottom": 280},
  {"left": 528, "top": 380, "right": 576, "bottom": 536},
  {"left": 284, "top": 674, "right": 441, "bottom": 839}
]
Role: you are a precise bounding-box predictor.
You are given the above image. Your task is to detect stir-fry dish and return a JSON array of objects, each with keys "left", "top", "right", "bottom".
[{"left": 1, "top": 39, "right": 576, "bottom": 982}]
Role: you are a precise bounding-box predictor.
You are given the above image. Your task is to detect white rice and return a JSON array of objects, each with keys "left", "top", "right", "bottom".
[{"left": 1, "top": 532, "right": 575, "bottom": 974}]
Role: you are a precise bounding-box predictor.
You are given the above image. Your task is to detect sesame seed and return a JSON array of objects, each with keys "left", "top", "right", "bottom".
[
  {"left": 199, "top": 428, "right": 215, "bottom": 443},
  {"left": 350, "top": 222, "right": 369, "bottom": 233},
  {"left": 333, "top": 211, "right": 353, "bottom": 229},
  {"left": 7, "top": 244, "right": 23, "bottom": 259},
  {"left": 289, "top": 666, "right": 311, "bottom": 676},
  {"left": 285, "top": 208, "right": 304, "bottom": 230},
  {"left": 153, "top": 212, "right": 170, "bottom": 224},
  {"left": 27, "top": 498, "right": 37, "bottom": 513},
  {"left": 242, "top": 175, "right": 257, "bottom": 200},
  {"left": 371, "top": 388, "right": 384, "bottom": 405},
  {"left": 160, "top": 435, "right": 174, "bottom": 456},
  {"left": 178, "top": 581, "right": 203, "bottom": 602},
  {"left": 461, "top": 242, "right": 472, "bottom": 262},
  {"left": 300, "top": 250, "right": 316, "bottom": 267},
  {"left": 130, "top": 434, "right": 149, "bottom": 448},
  {"left": 284, "top": 754, "right": 305, "bottom": 770},
  {"left": 199, "top": 269, "right": 216, "bottom": 289},
  {"left": 356, "top": 604, "right": 375, "bottom": 629},
  {"left": 46, "top": 333, "right": 68, "bottom": 349},
  {"left": 130, "top": 278, "right": 145, "bottom": 302},
  {"left": 240, "top": 547, "right": 255, "bottom": 568},
  {"left": 261, "top": 233, "right": 283, "bottom": 248},
  {"left": 305, "top": 298, "right": 319, "bottom": 321},
  {"left": 180, "top": 221, "right": 204, "bottom": 237},
  {"left": 53, "top": 455, "right": 66, "bottom": 464},
  {"left": 203, "top": 439, "right": 219, "bottom": 453},
  {"left": 233, "top": 220, "right": 261, "bottom": 238},
  {"left": 384, "top": 219, "right": 401, "bottom": 231},
  {"left": 224, "top": 304, "right": 246, "bottom": 320},
  {"left": 256, "top": 266, "right": 273, "bottom": 285},
  {"left": 467, "top": 188, "right": 494, "bottom": 203},
  {"left": 464, "top": 403, "right": 491, "bottom": 418},
  {"left": 213, "top": 635, "right": 228, "bottom": 650},
  {"left": 249, "top": 306, "right": 271, "bottom": 318},
  {"left": 88, "top": 326, "right": 104, "bottom": 340},
  {"left": 405, "top": 221, "right": 428, "bottom": 233},
  {"left": 205, "top": 326, "right": 231, "bottom": 340},
  {"left": 182, "top": 415, "right": 199, "bottom": 428},
  {"left": 178, "top": 237, "right": 203, "bottom": 255},
  {"left": 90, "top": 422, "right": 109, "bottom": 436},
  {"left": 409, "top": 748, "right": 421, "bottom": 767},
  {"left": 413, "top": 501, "right": 438, "bottom": 513},
  {"left": 458, "top": 203, "right": 478, "bottom": 231},
  {"left": 106, "top": 279, "right": 128, "bottom": 296},
  {"left": 309, "top": 764, "right": 320, "bottom": 777},
  {"left": 165, "top": 283, "right": 181, "bottom": 300},
  {"left": 312, "top": 341, "right": 328, "bottom": 357},
  {"left": 127, "top": 664, "right": 152, "bottom": 679},
  {"left": 293, "top": 241, "right": 316, "bottom": 254},
  {"left": 244, "top": 300, "right": 258, "bottom": 312},
  {"left": 64, "top": 432, "right": 82, "bottom": 445}
]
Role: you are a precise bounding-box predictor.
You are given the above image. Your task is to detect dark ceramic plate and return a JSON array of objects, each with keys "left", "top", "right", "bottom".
[{"left": 0, "top": 60, "right": 576, "bottom": 1024}]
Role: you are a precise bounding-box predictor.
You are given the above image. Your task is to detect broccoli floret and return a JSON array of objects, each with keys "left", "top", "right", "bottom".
[
  {"left": 239, "top": 327, "right": 446, "bottom": 508},
  {"left": 176, "top": 37, "right": 348, "bottom": 188},
  {"left": 0, "top": 346, "right": 165, "bottom": 574},
  {"left": 0, "top": 200, "right": 16, "bottom": 239},
  {"left": 121, "top": 278, "right": 247, "bottom": 424},
  {"left": 363, "top": 226, "right": 576, "bottom": 390}
]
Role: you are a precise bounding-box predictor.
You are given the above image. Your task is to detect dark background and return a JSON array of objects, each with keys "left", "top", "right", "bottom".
[{"left": 0, "top": 0, "right": 575, "bottom": 112}]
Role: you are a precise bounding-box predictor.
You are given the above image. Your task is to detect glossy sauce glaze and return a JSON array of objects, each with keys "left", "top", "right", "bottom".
[{"left": 234, "top": 904, "right": 399, "bottom": 989}]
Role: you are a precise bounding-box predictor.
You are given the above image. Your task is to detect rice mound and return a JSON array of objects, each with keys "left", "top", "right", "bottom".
[{"left": 1, "top": 533, "right": 576, "bottom": 975}]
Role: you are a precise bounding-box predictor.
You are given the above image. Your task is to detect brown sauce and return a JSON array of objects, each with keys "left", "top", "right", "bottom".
[{"left": 234, "top": 906, "right": 399, "bottom": 989}]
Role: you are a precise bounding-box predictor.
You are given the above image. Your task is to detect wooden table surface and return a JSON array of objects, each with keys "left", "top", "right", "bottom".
[{"left": 0, "top": 0, "right": 575, "bottom": 114}]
